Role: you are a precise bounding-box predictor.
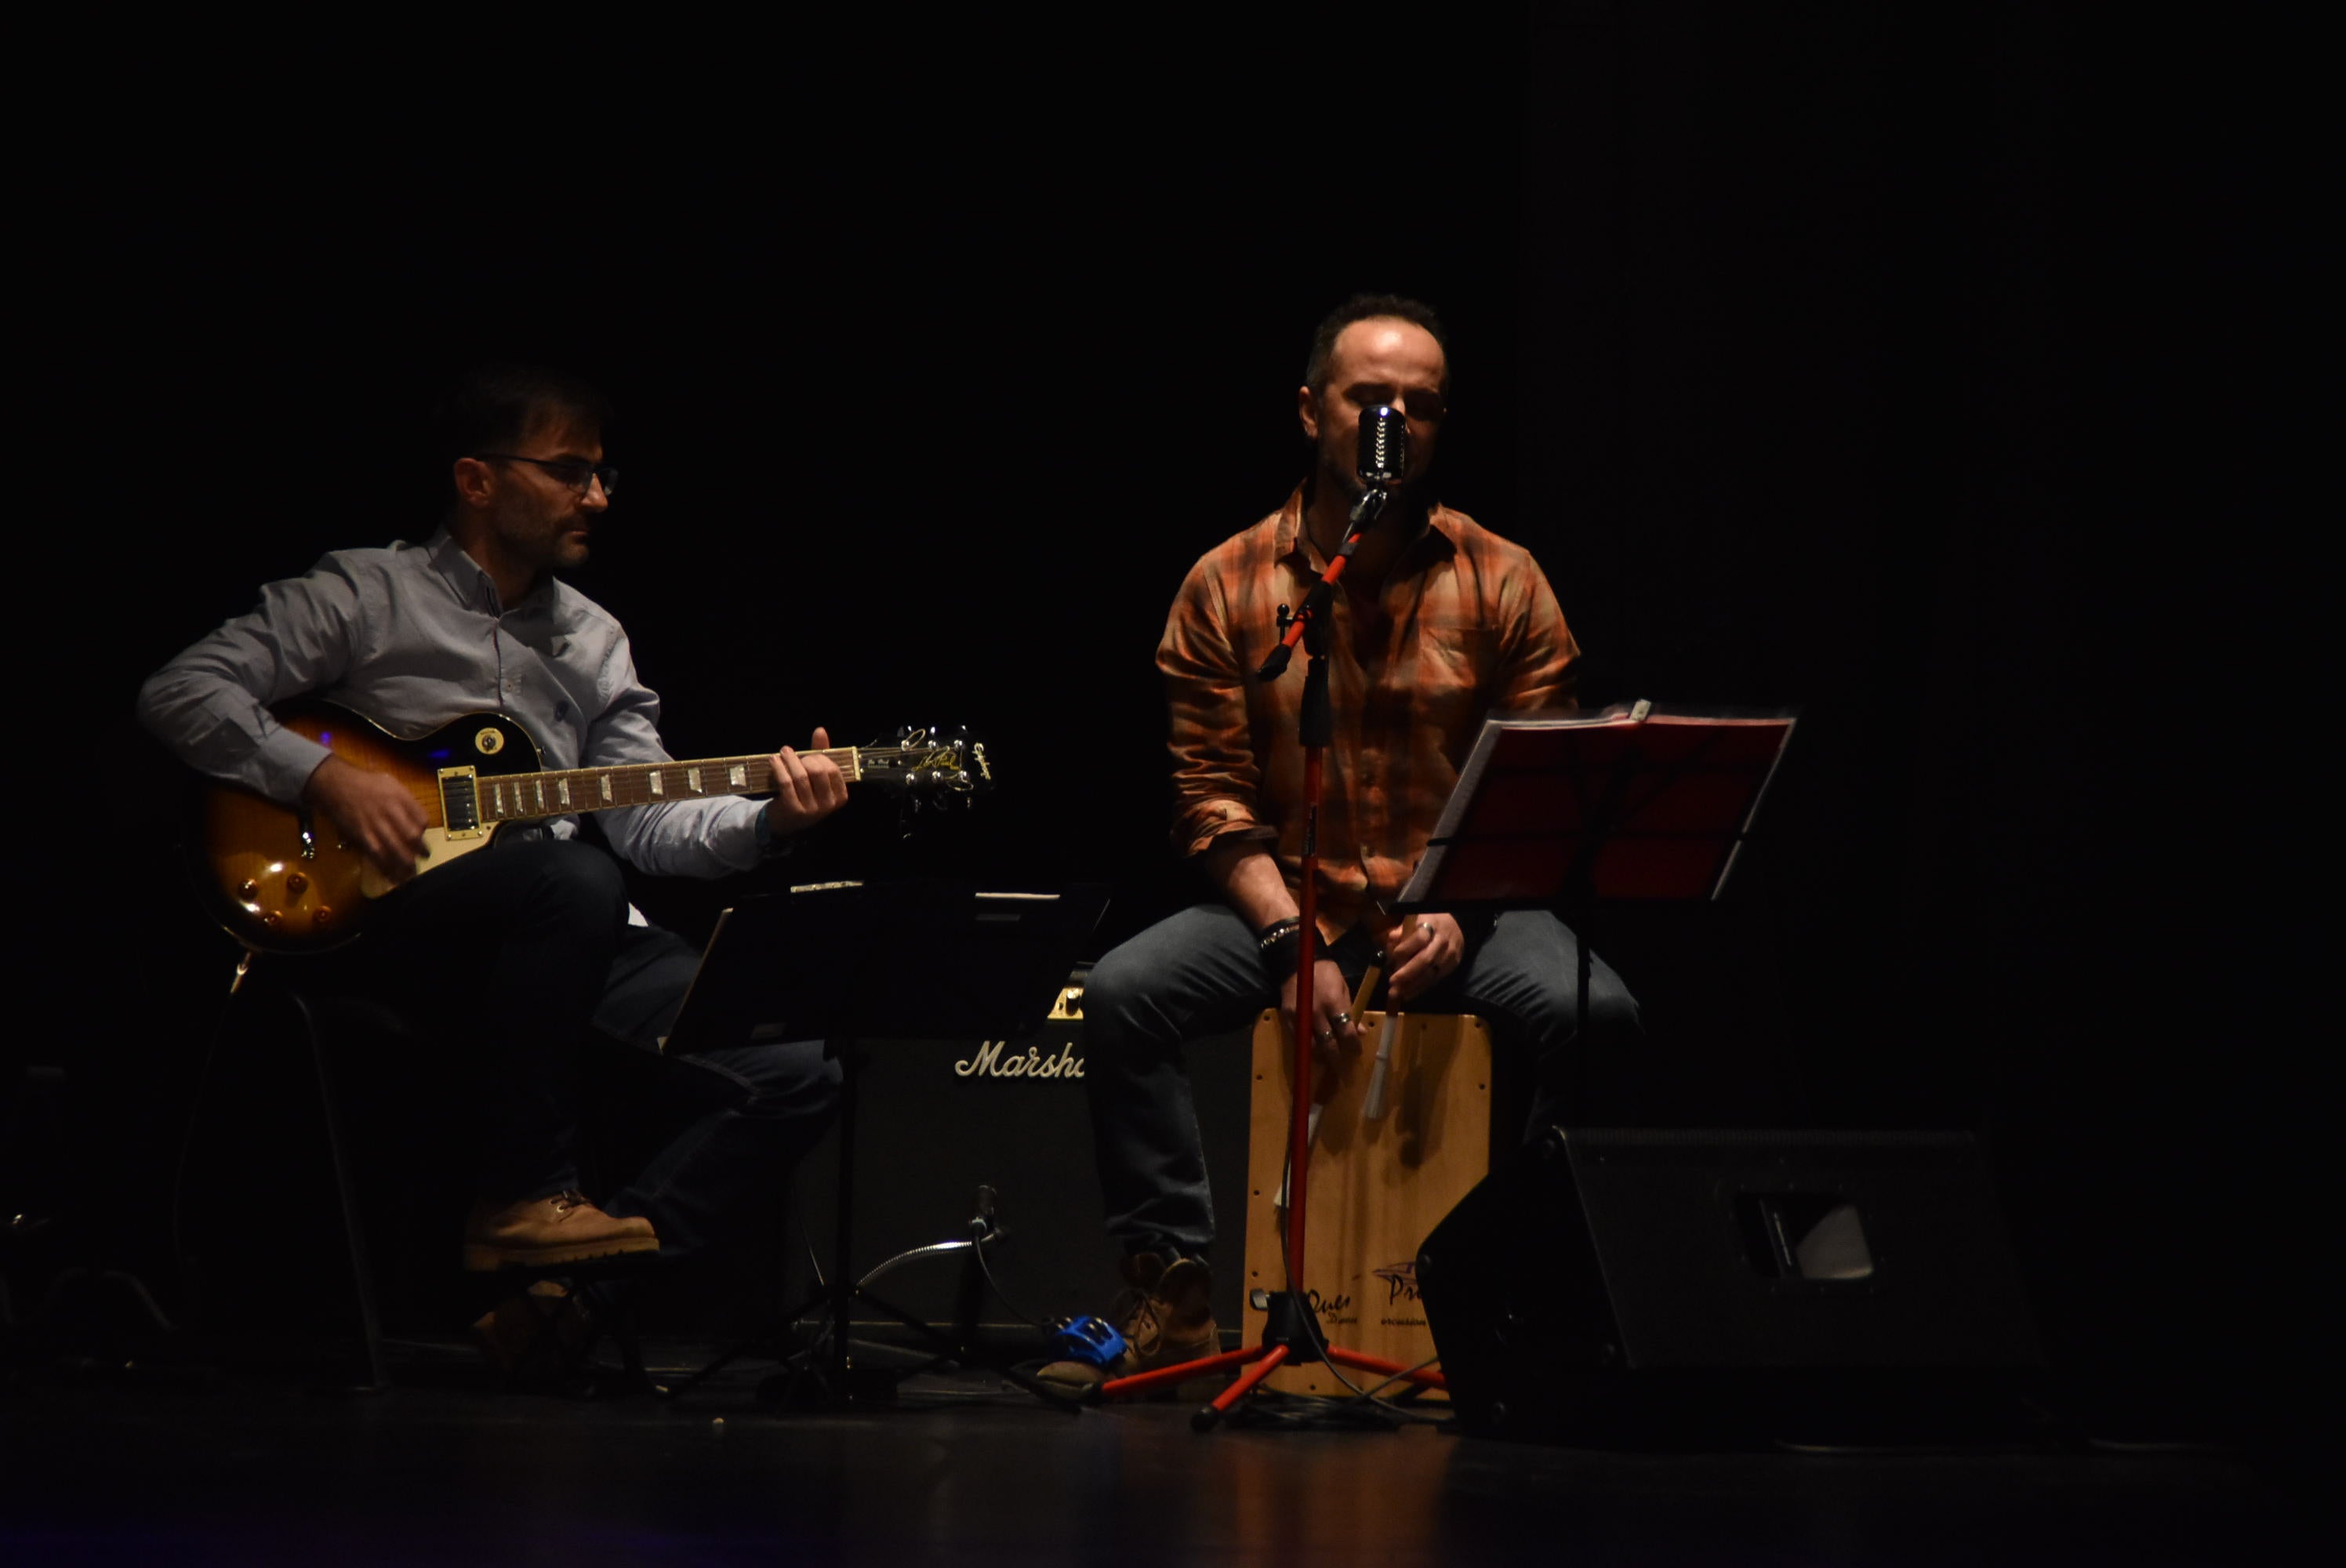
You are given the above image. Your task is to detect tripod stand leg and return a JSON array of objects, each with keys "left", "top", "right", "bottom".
[
  {"left": 1192, "top": 1344, "right": 1291, "bottom": 1431},
  {"left": 1101, "top": 1343, "right": 1265, "bottom": 1399},
  {"left": 1323, "top": 1345, "right": 1447, "bottom": 1388}
]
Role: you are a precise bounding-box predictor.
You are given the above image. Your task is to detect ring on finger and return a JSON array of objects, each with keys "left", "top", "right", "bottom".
[{"left": 1332, "top": 1011, "right": 1352, "bottom": 1026}]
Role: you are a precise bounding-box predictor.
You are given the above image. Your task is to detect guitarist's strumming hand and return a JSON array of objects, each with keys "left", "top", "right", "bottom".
[
  {"left": 302, "top": 753, "right": 429, "bottom": 884},
  {"left": 766, "top": 728, "right": 848, "bottom": 837}
]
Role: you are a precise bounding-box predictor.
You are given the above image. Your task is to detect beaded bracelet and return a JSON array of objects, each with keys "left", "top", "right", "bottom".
[{"left": 1255, "top": 916, "right": 1302, "bottom": 985}]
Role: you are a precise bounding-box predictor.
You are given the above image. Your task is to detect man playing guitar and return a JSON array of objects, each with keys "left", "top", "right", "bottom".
[{"left": 140, "top": 364, "right": 847, "bottom": 1359}]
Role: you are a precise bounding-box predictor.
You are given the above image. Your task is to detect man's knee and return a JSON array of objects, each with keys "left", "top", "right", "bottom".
[
  {"left": 1467, "top": 913, "right": 1640, "bottom": 1048},
  {"left": 727, "top": 1038, "right": 843, "bottom": 1119},
  {"left": 770, "top": 1048, "right": 843, "bottom": 1120},
  {"left": 1080, "top": 906, "right": 1262, "bottom": 1048},
  {"left": 1079, "top": 942, "right": 1153, "bottom": 1035},
  {"left": 1532, "top": 964, "right": 1639, "bottom": 1047},
  {"left": 1080, "top": 937, "right": 1218, "bottom": 1054}
]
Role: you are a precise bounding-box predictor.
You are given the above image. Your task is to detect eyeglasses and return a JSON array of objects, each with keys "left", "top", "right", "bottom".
[{"left": 474, "top": 453, "right": 619, "bottom": 498}]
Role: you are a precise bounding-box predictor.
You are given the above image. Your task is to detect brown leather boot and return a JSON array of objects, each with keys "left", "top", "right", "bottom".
[
  {"left": 461, "top": 1190, "right": 659, "bottom": 1272},
  {"left": 1037, "top": 1252, "right": 1221, "bottom": 1391}
]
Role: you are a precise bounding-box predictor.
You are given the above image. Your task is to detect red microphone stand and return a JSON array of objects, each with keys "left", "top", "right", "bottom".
[{"left": 1097, "top": 474, "right": 1449, "bottom": 1429}]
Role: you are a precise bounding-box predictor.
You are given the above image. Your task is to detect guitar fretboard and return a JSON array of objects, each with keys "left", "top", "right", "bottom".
[{"left": 465, "top": 749, "right": 874, "bottom": 826}]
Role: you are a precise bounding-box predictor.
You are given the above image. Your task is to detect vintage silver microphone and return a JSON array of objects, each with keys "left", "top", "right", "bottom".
[
  {"left": 1357, "top": 403, "right": 1409, "bottom": 488},
  {"left": 1343, "top": 405, "right": 1410, "bottom": 541}
]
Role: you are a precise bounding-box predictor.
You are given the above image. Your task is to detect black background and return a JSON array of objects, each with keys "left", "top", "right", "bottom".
[{"left": 34, "top": 8, "right": 2316, "bottom": 1430}]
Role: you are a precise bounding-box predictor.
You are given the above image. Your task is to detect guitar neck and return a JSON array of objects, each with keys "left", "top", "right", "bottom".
[{"left": 463, "top": 749, "right": 870, "bottom": 828}]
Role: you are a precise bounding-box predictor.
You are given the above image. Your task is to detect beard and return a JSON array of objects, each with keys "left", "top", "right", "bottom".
[{"left": 487, "top": 497, "right": 591, "bottom": 583}]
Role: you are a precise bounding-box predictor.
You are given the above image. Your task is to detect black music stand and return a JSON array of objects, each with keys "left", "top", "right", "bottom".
[
  {"left": 656, "top": 880, "right": 1107, "bottom": 1409},
  {"left": 1394, "top": 702, "right": 1798, "bottom": 1105}
]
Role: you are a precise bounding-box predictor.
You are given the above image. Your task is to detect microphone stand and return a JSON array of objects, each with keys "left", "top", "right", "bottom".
[
  {"left": 1095, "top": 477, "right": 1449, "bottom": 1428},
  {"left": 1255, "top": 485, "right": 1377, "bottom": 1287},
  {"left": 1255, "top": 484, "right": 1382, "bottom": 684}
]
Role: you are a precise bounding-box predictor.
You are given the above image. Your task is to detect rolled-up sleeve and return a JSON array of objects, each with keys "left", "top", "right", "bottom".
[
  {"left": 136, "top": 556, "right": 367, "bottom": 803},
  {"left": 1160, "top": 558, "right": 1276, "bottom": 859}
]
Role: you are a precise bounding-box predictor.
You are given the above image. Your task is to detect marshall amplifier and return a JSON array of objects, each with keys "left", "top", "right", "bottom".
[
  {"left": 1418, "top": 1127, "right": 2045, "bottom": 1443},
  {"left": 781, "top": 967, "right": 1254, "bottom": 1345}
]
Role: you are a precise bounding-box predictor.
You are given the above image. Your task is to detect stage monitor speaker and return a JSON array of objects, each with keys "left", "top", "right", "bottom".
[
  {"left": 782, "top": 968, "right": 1255, "bottom": 1346},
  {"left": 1418, "top": 1127, "right": 2044, "bottom": 1442}
]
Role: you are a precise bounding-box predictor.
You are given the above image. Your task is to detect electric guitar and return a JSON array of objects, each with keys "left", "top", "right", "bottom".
[{"left": 193, "top": 701, "right": 991, "bottom": 953}]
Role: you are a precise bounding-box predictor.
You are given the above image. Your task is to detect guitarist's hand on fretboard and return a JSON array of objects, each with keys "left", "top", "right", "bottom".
[
  {"left": 302, "top": 753, "right": 429, "bottom": 884},
  {"left": 764, "top": 726, "right": 851, "bottom": 839}
]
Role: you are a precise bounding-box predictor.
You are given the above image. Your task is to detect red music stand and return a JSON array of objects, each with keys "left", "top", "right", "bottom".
[
  {"left": 1404, "top": 702, "right": 1797, "bottom": 908},
  {"left": 1396, "top": 702, "right": 1799, "bottom": 1103}
]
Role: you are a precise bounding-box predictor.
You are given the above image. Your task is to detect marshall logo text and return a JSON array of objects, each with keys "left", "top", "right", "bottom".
[{"left": 953, "top": 1040, "right": 1087, "bottom": 1080}]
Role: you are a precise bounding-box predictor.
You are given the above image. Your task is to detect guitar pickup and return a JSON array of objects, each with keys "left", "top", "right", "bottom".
[{"left": 438, "top": 766, "right": 486, "bottom": 839}]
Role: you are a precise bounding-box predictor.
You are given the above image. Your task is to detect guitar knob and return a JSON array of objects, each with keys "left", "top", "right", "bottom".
[
  {"left": 285, "top": 873, "right": 309, "bottom": 897},
  {"left": 238, "top": 880, "right": 260, "bottom": 901},
  {"left": 260, "top": 911, "right": 282, "bottom": 927},
  {"left": 312, "top": 908, "right": 333, "bottom": 927}
]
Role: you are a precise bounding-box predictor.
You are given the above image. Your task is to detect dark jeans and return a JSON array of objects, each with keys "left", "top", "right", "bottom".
[
  {"left": 1080, "top": 904, "right": 1640, "bottom": 1261},
  {"left": 350, "top": 835, "right": 839, "bottom": 1265}
]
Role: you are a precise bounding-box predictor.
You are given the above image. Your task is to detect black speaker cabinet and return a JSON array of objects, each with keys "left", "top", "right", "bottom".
[
  {"left": 782, "top": 978, "right": 1254, "bottom": 1346},
  {"left": 1418, "top": 1127, "right": 2044, "bottom": 1442}
]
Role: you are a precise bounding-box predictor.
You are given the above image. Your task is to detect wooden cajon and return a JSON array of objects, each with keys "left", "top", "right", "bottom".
[{"left": 1238, "top": 1007, "right": 1491, "bottom": 1395}]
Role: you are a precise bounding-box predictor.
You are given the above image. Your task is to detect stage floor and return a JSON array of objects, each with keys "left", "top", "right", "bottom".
[{"left": 0, "top": 1339, "right": 2313, "bottom": 1566}]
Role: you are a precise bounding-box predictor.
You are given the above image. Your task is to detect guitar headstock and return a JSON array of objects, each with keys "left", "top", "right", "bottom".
[{"left": 860, "top": 725, "right": 993, "bottom": 811}]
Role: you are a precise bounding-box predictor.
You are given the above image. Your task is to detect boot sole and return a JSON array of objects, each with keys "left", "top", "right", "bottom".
[{"left": 461, "top": 1234, "right": 661, "bottom": 1272}]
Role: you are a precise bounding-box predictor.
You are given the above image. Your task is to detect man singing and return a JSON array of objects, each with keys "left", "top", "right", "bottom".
[
  {"left": 1043, "top": 296, "right": 1640, "bottom": 1387},
  {"left": 139, "top": 364, "right": 846, "bottom": 1365}
]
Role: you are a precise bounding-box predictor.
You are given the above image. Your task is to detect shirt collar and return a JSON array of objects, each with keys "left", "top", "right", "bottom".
[
  {"left": 1274, "top": 482, "right": 1463, "bottom": 569},
  {"left": 426, "top": 527, "right": 557, "bottom": 619}
]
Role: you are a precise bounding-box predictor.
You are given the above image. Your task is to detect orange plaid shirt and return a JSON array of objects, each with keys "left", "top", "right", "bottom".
[{"left": 1160, "top": 485, "right": 1580, "bottom": 940}]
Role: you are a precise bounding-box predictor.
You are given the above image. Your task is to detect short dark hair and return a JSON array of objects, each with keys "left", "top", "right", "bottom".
[
  {"left": 435, "top": 362, "right": 612, "bottom": 470},
  {"left": 1302, "top": 293, "right": 1451, "bottom": 400}
]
